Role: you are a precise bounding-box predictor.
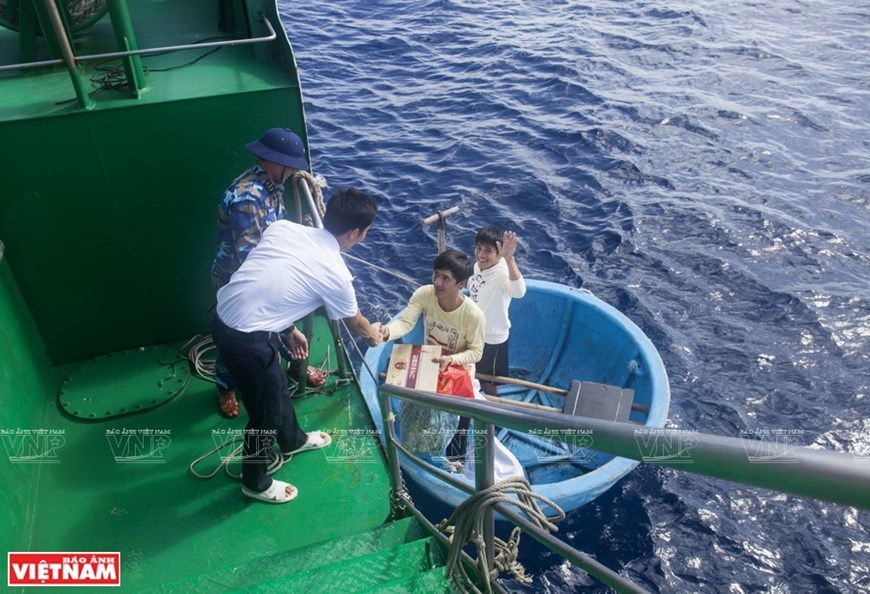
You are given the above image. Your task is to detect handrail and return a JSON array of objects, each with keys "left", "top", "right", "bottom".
[
  {"left": 390, "top": 435, "right": 649, "bottom": 593},
  {"left": 0, "top": 13, "right": 277, "bottom": 73},
  {"left": 376, "top": 382, "right": 870, "bottom": 591},
  {"left": 380, "top": 383, "right": 870, "bottom": 510},
  {"left": 294, "top": 178, "right": 324, "bottom": 228},
  {"left": 295, "top": 176, "right": 351, "bottom": 380}
]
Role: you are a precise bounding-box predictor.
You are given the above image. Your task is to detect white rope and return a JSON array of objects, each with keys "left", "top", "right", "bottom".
[
  {"left": 189, "top": 434, "right": 289, "bottom": 480},
  {"left": 183, "top": 333, "right": 344, "bottom": 478},
  {"left": 179, "top": 334, "right": 217, "bottom": 383},
  {"left": 342, "top": 252, "right": 423, "bottom": 288},
  {"left": 292, "top": 170, "right": 327, "bottom": 221},
  {"left": 437, "top": 477, "right": 566, "bottom": 593}
]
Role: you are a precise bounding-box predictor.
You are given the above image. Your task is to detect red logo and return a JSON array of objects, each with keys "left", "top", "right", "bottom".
[{"left": 8, "top": 552, "right": 120, "bottom": 587}]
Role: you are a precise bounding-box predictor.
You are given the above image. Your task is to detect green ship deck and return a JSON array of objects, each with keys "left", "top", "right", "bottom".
[
  {"left": 0, "top": 3, "right": 459, "bottom": 589},
  {"left": 0, "top": 0, "right": 311, "bottom": 367},
  {"left": 2, "top": 308, "right": 459, "bottom": 592},
  {"left": 0, "top": 0, "right": 298, "bottom": 120}
]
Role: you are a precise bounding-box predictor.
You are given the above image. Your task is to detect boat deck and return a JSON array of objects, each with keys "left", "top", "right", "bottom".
[
  {"left": 0, "top": 0, "right": 297, "bottom": 121},
  {"left": 22, "top": 317, "right": 394, "bottom": 590}
]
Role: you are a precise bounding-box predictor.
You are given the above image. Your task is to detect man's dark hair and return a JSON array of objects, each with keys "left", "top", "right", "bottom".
[
  {"left": 323, "top": 188, "right": 378, "bottom": 236},
  {"left": 475, "top": 225, "right": 504, "bottom": 249},
  {"left": 433, "top": 250, "right": 474, "bottom": 284}
]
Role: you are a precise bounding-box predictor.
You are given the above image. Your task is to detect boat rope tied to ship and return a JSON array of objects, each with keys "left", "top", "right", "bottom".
[
  {"left": 339, "top": 205, "right": 465, "bottom": 286},
  {"left": 437, "top": 476, "right": 564, "bottom": 593},
  {"left": 337, "top": 205, "right": 466, "bottom": 288},
  {"left": 343, "top": 252, "right": 423, "bottom": 288}
]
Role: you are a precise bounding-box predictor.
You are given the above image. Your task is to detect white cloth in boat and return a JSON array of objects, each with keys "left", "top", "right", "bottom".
[{"left": 462, "top": 382, "right": 526, "bottom": 483}]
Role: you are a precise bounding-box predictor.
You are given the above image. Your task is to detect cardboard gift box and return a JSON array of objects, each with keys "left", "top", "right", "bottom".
[{"left": 384, "top": 344, "right": 441, "bottom": 392}]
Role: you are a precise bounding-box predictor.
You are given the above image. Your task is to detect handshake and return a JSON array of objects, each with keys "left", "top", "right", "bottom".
[{"left": 367, "top": 322, "right": 391, "bottom": 347}]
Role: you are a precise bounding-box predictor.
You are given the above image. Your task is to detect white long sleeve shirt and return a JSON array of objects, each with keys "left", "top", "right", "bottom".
[{"left": 467, "top": 258, "right": 526, "bottom": 344}]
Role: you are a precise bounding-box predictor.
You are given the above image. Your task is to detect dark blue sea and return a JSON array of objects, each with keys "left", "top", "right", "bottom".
[{"left": 279, "top": 1, "right": 869, "bottom": 592}]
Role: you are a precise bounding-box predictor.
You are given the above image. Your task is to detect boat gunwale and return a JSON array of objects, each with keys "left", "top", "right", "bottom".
[{"left": 360, "top": 278, "right": 671, "bottom": 511}]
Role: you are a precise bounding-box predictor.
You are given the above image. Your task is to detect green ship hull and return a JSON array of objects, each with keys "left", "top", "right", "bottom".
[{"left": 0, "top": 1, "right": 458, "bottom": 590}]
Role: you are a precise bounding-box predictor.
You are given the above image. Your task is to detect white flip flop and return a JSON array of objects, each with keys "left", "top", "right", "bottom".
[
  {"left": 282, "top": 431, "right": 332, "bottom": 457},
  {"left": 242, "top": 480, "right": 298, "bottom": 504}
]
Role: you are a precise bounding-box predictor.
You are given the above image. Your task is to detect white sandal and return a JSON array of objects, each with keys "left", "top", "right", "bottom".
[
  {"left": 282, "top": 431, "right": 332, "bottom": 457},
  {"left": 242, "top": 480, "right": 298, "bottom": 504}
]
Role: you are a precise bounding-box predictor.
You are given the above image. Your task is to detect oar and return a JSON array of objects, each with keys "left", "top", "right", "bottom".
[
  {"left": 476, "top": 372, "right": 650, "bottom": 415},
  {"left": 379, "top": 370, "right": 650, "bottom": 417},
  {"left": 378, "top": 371, "right": 559, "bottom": 412}
]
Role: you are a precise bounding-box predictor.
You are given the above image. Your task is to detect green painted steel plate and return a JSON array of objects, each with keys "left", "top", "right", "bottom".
[{"left": 58, "top": 345, "right": 190, "bottom": 420}]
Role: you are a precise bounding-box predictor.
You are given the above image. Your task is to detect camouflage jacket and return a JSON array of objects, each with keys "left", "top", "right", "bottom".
[{"left": 211, "top": 165, "right": 285, "bottom": 288}]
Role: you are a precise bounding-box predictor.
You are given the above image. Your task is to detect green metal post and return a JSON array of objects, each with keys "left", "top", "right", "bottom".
[
  {"left": 40, "top": 0, "right": 93, "bottom": 109},
  {"left": 30, "top": 0, "right": 62, "bottom": 58},
  {"left": 378, "top": 389, "right": 407, "bottom": 518},
  {"left": 475, "top": 423, "right": 496, "bottom": 573},
  {"left": 330, "top": 320, "right": 351, "bottom": 378},
  {"left": 105, "top": 0, "right": 146, "bottom": 95}
]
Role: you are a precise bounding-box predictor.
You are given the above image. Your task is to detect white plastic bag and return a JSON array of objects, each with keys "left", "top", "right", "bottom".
[{"left": 462, "top": 385, "right": 526, "bottom": 482}]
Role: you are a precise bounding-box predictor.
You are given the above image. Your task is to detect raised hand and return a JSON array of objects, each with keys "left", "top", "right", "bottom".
[{"left": 498, "top": 230, "right": 518, "bottom": 260}]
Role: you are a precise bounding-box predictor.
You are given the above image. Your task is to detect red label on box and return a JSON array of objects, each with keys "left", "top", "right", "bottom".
[
  {"left": 8, "top": 552, "right": 120, "bottom": 587},
  {"left": 406, "top": 345, "right": 422, "bottom": 388}
]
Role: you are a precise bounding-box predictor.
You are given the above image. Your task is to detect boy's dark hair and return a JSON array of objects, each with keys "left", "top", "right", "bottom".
[
  {"left": 433, "top": 249, "right": 474, "bottom": 284},
  {"left": 323, "top": 188, "right": 378, "bottom": 236},
  {"left": 475, "top": 225, "right": 504, "bottom": 249}
]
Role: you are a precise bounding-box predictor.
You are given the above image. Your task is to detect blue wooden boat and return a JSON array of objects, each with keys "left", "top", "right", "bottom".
[
  {"left": 361, "top": 279, "right": 671, "bottom": 513},
  {"left": 3, "top": 3, "right": 864, "bottom": 591}
]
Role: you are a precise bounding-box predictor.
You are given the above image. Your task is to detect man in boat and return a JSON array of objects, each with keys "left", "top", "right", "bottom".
[
  {"left": 467, "top": 227, "right": 526, "bottom": 395},
  {"left": 210, "top": 127, "right": 316, "bottom": 419},
  {"left": 212, "top": 188, "right": 383, "bottom": 503},
  {"left": 378, "top": 250, "right": 485, "bottom": 463},
  {"left": 379, "top": 249, "right": 484, "bottom": 374}
]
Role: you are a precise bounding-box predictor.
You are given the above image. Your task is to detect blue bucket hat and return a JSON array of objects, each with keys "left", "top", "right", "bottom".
[{"left": 245, "top": 128, "right": 309, "bottom": 170}]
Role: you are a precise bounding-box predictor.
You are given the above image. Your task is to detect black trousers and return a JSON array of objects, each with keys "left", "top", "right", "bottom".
[
  {"left": 477, "top": 337, "right": 510, "bottom": 395},
  {"left": 211, "top": 317, "right": 308, "bottom": 492}
]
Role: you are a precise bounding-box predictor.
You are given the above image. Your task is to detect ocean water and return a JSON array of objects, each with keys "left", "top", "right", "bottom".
[{"left": 280, "top": 1, "right": 869, "bottom": 592}]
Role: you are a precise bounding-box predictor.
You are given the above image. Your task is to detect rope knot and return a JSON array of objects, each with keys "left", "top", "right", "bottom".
[
  {"left": 292, "top": 170, "right": 327, "bottom": 221},
  {"left": 438, "top": 477, "right": 565, "bottom": 593}
]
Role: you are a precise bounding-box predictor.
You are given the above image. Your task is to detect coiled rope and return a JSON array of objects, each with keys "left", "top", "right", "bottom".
[
  {"left": 179, "top": 333, "right": 336, "bottom": 394},
  {"left": 181, "top": 333, "right": 336, "bottom": 478},
  {"left": 292, "top": 170, "right": 327, "bottom": 223},
  {"left": 179, "top": 334, "right": 217, "bottom": 383},
  {"left": 437, "top": 477, "right": 566, "bottom": 594},
  {"left": 188, "top": 434, "right": 288, "bottom": 480}
]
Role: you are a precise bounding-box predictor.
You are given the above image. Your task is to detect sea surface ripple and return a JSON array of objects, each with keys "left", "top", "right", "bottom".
[{"left": 281, "top": 1, "right": 869, "bottom": 592}]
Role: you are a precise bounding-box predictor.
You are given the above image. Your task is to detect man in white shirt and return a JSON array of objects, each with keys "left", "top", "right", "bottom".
[
  {"left": 212, "top": 188, "right": 382, "bottom": 503},
  {"left": 467, "top": 226, "right": 526, "bottom": 395}
]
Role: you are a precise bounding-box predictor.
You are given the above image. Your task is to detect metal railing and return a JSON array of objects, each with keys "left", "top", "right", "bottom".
[
  {"left": 1, "top": 3, "right": 277, "bottom": 108},
  {"left": 375, "top": 382, "right": 870, "bottom": 593},
  {"left": 0, "top": 11, "right": 277, "bottom": 73}
]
